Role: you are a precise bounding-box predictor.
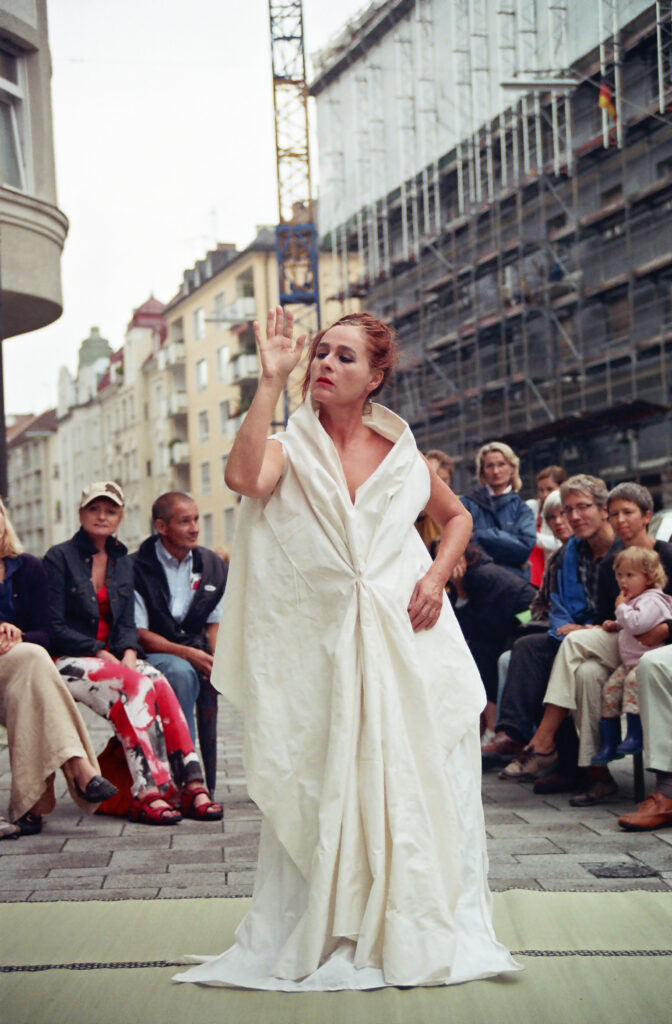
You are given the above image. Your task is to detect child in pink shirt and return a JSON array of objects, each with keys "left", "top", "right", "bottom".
[{"left": 592, "top": 546, "right": 672, "bottom": 763}]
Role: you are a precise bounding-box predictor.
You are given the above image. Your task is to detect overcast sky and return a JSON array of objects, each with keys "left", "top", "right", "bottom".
[{"left": 6, "top": 0, "right": 366, "bottom": 415}]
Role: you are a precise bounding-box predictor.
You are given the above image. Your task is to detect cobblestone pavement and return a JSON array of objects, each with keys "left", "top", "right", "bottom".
[{"left": 0, "top": 701, "right": 671, "bottom": 901}]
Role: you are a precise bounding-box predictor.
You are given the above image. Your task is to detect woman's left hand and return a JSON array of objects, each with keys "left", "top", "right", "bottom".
[
  {"left": 121, "top": 650, "right": 137, "bottom": 670},
  {"left": 408, "top": 572, "right": 444, "bottom": 632}
]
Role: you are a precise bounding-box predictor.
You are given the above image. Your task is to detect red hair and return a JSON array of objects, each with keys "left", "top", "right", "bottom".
[{"left": 301, "top": 312, "right": 398, "bottom": 402}]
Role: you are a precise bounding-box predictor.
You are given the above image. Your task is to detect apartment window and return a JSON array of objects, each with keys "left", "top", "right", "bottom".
[
  {"left": 200, "top": 460, "right": 212, "bottom": 494},
  {"left": 146, "top": 459, "right": 152, "bottom": 477},
  {"left": 216, "top": 345, "right": 229, "bottom": 381},
  {"left": 221, "top": 453, "right": 228, "bottom": 486},
  {"left": 236, "top": 268, "right": 254, "bottom": 298},
  {"left": 224, "top": 506, "right": 236, "bottom": 543},
  {"left": 197, "top": 410, "right": 209, "bottom": 443},
  {"left": 202, "top": 513, "right": 214, "bottom": 548},
  {"left": 219, "top": 399, "right": 230, "bottom": 434},
  {"left": 0, "top": 46, "right": 27, "bottom": 190},
  {"left": 213, "top": 291, "right": 226, "bottom": 320},
  {"left": 193, "top": 307, "right": 205, "bottom": 340},
  {"left": 170, "top": 318, "right": 183, "bottom": 343},
  {"left": 196, "top": 358, "right": 208, "bottom": 391}
]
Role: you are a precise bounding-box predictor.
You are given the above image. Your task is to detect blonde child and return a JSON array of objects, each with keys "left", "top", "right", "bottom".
[{"left": 592, "top": 546, "right": 672, "bottom": 763}]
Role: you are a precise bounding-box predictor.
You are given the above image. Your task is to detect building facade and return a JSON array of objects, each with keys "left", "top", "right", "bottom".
[
  {"left": 6, "top": 409, "right": 57, "bottom": 555},
  {"left": 98, "top": 298, "right": 166, "bottom": 549},
  {"left": 0, "top": 0, "right": 68, "bottom": 338},
  {"left": 56, "top": 327, "right": 112, "bottom": 539},
  {"left": 312, "top": 0, "right": 672, "bottom": 503}
]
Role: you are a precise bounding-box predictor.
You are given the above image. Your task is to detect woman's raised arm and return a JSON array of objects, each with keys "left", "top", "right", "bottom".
[{"left": 224, "top": 306, "right": 306, "bottom": 500}]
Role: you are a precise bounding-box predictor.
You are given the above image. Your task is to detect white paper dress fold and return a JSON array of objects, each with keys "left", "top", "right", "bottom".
[{"left": 174, "top": 400, "right": 521, "bottom": 990}]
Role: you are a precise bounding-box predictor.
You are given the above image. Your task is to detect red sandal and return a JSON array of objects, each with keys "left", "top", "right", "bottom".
[
  {"left": 130, "top": 792, "right": 182, "bottom": 826},
  {"left": 181, "top": 786, "right": 223, "bottom": 821}
]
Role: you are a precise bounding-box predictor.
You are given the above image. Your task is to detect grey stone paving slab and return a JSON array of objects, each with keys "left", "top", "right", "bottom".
[
  {"left": 102, "top": 873, "right": 171, "bottom": 889},
  {"left": 486, "top": 823, "right": 597, "bottom": 838},
  {"left": 63, "top": 835, "right": 172, "bottom": 851},
  {"left": 8, "top": 875, "right": 104, "bottom": 891},
  {"left": 108, "top": 847, "right": 223, "bottom": 868},
  {"left": 0, "top": 851, "right": 110, "bottom": 871},
  {"left": 166, "top": 862, "right": 228, "bottom": 874},
  {"left": 489, "top": 837, "right": 565, "bottom": 855}
]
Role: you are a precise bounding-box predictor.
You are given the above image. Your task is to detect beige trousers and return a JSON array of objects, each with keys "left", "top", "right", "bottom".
[
  {"left": 543, "top": 628, "right": 620, "bottom": 767},
  {"left": 0, "top": 643, "right": 100, "bottom": 821},
  {"left": 637, "top": 645, "right": 672, "bottom": 774}
]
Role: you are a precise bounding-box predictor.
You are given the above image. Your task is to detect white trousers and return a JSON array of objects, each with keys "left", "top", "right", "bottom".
[{"left": 637, "top": 646, "right": 672, "bottom": 774}]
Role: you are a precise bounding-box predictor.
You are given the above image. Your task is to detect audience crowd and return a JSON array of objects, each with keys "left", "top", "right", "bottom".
[{"left": 3, "top": 440, "right": 672, "bottom": 841}]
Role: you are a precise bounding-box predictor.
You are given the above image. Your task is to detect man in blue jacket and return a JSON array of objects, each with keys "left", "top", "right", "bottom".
[
  {"left": 482, "top": 475, "right": 617, "bottom": 790},
  {"left": 460, "top": 441, "right": 536, "bottom": 579}
]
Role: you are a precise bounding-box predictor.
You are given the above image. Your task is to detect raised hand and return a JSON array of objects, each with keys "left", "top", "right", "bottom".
[{"left": 253, "top": 306, "right": 307, "bottom": 385}]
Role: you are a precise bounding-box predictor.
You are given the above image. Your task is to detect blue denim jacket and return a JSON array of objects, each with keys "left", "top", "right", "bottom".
[{"left": 43, "top": 528, "right": 142, "bottom": 659}]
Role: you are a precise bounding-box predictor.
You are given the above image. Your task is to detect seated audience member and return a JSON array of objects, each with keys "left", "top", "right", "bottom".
[
  {"left": 134, "top": 492, "right": 227, "bottom": 794},
  {"left": 492, "top": 490, "right": 573, "bottom": 727},
  {"left": 526, "top": 465, "right": 566, "bottom": 587},
  {"left": 482, "top": 475, "right": 617, "bottom": 790},
  {"left": 44, "top": 482, "right": 221, "bottom": 826},
  {"left": 503, "top": 481, "right": 672, "bottom": 806},
  {"left": 416, "top": 449, "right": 455, "bottom": 552},
  {"left": 461, "top": 441, "right": 536, "bottom": 579},
  {"left": 592, "top": 547, "right": 672, "bottom": 763},
  {"left": 450, "top": 543, "right": 536, "bottom": 742},
  {"left": 619, "top": 641, "right": 672, "bottom": 830},
  {"left": 0, "top": 499, "right": 116, "bottom": 839}
]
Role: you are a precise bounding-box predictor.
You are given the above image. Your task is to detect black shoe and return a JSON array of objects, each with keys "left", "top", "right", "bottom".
[
  {"left": 75, "top": 775, "right": 118, "bottom": 803},
  {"left": 16, "top": 811, "right": 42, "bottom": 836}
]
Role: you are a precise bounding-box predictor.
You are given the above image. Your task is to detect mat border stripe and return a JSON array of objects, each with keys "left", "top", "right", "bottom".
[{"left": 2, "top": 950, "right": 672, "bottom": 972}]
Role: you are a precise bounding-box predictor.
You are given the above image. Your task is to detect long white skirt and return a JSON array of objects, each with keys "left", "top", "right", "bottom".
[{"left": 174, "top": 728, "right": 520, "bottom": 991}]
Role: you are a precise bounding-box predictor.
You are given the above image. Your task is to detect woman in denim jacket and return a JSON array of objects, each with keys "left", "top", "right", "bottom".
[{"left": 44, "top": 481, "right": 222, "bottom": 826}]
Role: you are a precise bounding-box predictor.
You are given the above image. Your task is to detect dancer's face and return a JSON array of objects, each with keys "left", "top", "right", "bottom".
[{"left": 309, "top": 325, "right": 382, "bottom": 408}]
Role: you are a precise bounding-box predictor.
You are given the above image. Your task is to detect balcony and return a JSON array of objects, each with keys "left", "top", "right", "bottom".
[
  {"left": 223, "top": 296, "right": 256, "bottom": 325},
  {"left": 169, "top": 441, "right": 190, "bottom": 466},
  {"left": 158, "top": 341, "right": 185, "bottom": 371},
  {"left": 167, "top": 391, "right": 188, "bottom": 417},
  {"left": 228, "top": 352, "right": 258, "bottom": 384}
]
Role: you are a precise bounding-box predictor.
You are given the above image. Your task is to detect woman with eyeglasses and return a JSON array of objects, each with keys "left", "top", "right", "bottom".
[{"left": 43, "top": 482, "right": 222, "bottom": 827}]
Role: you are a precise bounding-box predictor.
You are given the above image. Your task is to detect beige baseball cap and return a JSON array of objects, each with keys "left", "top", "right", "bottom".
[{"left": 79, "top": 481, "right": 125, "bottom": 509}]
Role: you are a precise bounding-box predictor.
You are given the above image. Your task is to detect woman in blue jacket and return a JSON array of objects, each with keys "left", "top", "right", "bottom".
[
  {"left": 0, "top": 499, "right": 116, "bottom": 839},
  {"left": 460, "top": 441, "right": 536, "bottom": 579}
]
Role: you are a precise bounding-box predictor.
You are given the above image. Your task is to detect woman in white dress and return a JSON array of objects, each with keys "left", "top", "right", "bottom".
[{"left": 176, "top": 309, "right": 519, "bottom": 990}]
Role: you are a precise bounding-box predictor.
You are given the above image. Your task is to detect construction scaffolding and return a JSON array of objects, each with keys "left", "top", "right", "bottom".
[{"left": 311, "top": 0, "right": 672, "bottom": 501}]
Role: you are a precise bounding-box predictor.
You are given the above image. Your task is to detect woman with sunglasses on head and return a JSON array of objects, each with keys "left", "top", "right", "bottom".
[{"left": 43, "top": 482, "right": 222, "bottom": 827}]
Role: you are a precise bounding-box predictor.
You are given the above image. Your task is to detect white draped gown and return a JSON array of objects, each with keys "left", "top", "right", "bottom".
[{"left": 174, "top": 400, "right": 520, "bottom": 990}]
